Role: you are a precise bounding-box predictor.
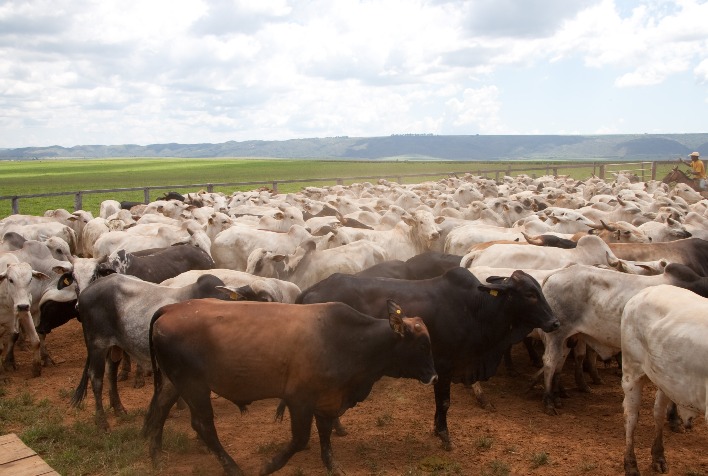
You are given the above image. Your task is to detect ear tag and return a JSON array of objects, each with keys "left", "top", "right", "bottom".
[
  {"left": 229, "top": 292, "right": 239, "bottom": 300},
  {"left": 489, "top": 290, "right": 499, "bottom": 297},
  {"left": 63, "top": 277, "right": 71, "bottom": 286},
  {"left": 396, "top": 309, "right": 401, "bottom": 314}
]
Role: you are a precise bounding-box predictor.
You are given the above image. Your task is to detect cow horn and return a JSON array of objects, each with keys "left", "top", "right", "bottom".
[
  {"left": 522, "top": 232, "right": 543, "bottom": 246},
  {"left": 605, "top": 251, "right": 620, "bottom": 268},
  {"left": 601, "top": 220, "right": 617, "bottom": 232},
  {"left": 616, "top": 196, "right": 626, "bottom": 206}
]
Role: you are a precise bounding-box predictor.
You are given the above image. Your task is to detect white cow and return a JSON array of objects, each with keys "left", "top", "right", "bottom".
[
  {"left": 0, "top": 258, "right": 50, "bottom": 377},
  {"left": 538, "top": 263, "right": 708, "bottom": 415},
  {"left": 462, "top": 235, "right": 616, "bottom": 269},
  {"left": 246, "top": 239, "right": 389, "bottom": 291},
  {"left": 621, "top": 285, "right": 708, "bottom": 475},
  {"left": 161, "top": 269, "right": 301, "bottom": 303},
  {"left": 211, "top": 224, "right": 314, "bottom": 271}
]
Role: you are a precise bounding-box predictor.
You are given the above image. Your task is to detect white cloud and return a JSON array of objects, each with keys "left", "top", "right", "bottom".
[{"left": 0, "top": 0, "right": 707, "bottom": 147}]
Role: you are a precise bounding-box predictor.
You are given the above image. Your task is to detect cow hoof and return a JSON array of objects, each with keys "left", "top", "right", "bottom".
[
  {"left": 434, "top": 430, "right": 453, "bottom": 451},
  {"left": 95, "top": 416, "right": 109, "bottom": 432},
  {"left": 543, "top": 405, "right": 559, "bottom": 416},
  {"left": 334, "top": 421, "right": 348, "bottom": 437},
  {"left": 41, "top": 355, "right": 56, "bottom": 367},
  {"left": 652, "top": 458, "right": 668, "bottom": 474},
  {"left": 133, "top": 380, "right": 145, "bottom": 389},
  {"left": 3, "top": 360, "right": 17, "bottom": 372},
  {"left": 31, "top": 363, "right": 42, "bottom": 378},
  {"left": 669, "top": 421, "right": 685, "bottom": 434},
  {"left": 117, "top": 371, "right": 129, "bottom": 382},
  {"left": 578, "top": 385, "right": 592, "bottom": 394},
  {"left": 591, "top": 377, "right": 604, "bottom": 385}
]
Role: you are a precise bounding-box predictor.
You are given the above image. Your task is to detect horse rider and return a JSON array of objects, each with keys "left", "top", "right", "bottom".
[{"left": 679, "top": 151, "right": 707, "bottom": 190}]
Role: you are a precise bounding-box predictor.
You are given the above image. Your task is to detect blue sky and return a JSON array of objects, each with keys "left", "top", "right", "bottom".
[{"left": 0, "top": 0, "right": 706, "bottom": 148}]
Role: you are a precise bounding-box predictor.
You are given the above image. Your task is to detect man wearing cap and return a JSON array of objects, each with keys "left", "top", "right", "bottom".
[{"left": 679, "top": 152, "right": 706, "bottom": 190}]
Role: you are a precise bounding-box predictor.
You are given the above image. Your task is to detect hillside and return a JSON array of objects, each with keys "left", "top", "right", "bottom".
[{"left": 1, "top": 133, "right": 707, "bottom": 161}]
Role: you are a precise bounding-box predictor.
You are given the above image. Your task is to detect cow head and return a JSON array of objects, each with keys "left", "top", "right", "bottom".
[
  {"left": 386, "top": 300, "right": 438, "bottom": 385},
  {"left": 478, "top": 271, "right": 559, "bottom": 333},
  {"left": 0, "top": 262, "right": 49, "bottom": 316}
]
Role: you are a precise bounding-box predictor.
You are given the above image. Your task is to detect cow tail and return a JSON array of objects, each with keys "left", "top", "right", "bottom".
[
  {"left": 148, "top": 307, "right": 164, "bottom": 392},
  {"left": 143, "top": 307, "right": 166, "bottom": 438},
  {"left": 71, "top": 358, "right": 90, "bottom": 407},
  {"left": 275, "top": 399, "right": 287, "bottom": 423}
]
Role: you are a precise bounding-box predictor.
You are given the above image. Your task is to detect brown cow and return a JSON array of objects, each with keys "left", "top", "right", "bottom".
[{"left": 143, "top": 299, "right": 437, "bottom": 476}]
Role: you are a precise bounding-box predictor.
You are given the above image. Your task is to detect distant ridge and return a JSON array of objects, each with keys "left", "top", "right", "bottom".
[{"left": 2, "top": 134, "right": 707, "bottom": 161}]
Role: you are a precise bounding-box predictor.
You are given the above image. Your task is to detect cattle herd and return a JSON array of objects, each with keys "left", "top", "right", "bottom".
[{"left": 1, "top": 170, "right": 708, "bottom": 475}]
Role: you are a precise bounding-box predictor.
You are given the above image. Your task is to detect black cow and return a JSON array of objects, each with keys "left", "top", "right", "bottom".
[
  {"left": 104, "top": 244, "right": 215, "bottom": 283},
  {"left": 143, "top": 299, "right": 437, "bottom": 475},
  {"left": 297, "top": 267, "right": 559, "bottom": 449},
  {"left": 357, "top": 251, "right": 462, "bottom": 280}
]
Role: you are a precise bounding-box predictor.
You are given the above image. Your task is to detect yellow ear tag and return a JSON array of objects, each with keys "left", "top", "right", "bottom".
[
  {"left": 229, "top": 292, "right": 239, "bottom": 300},
  {"left": 489, "top": 290, "right": 498, "bottom": 297},
  {"left": 396, "top": 309, "right": 401, "bottom": 314},
  {"left": 63, "top": 278, "right": 71, "bottom": 286}
]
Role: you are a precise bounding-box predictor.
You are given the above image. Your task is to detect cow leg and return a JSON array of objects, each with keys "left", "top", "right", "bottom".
[
  {"left": 333, "top": 417, "right": 347, "bottom": 436},
  {"left": 118, "top": 353, "right": 131, "bottom": 382},
  {"left": 468, "top": 381, "right": 494, "bottom": 410},
  {"left": 143, "top": 376, "right": 181, "bottom": 461},
  {"left": 2, "top": 332, "right": 19, "bottom": 371},
  {"left": 183, "top": 383, "right": 243, "bottom": 476},
  {"left": 572, "top": 339, "right": 591, "bottom": 393},
  {"left": 433, "top": 376, "right": 453, "bottom": 450},
  {"left": 106, "top": 348, "right": 127, "bottom": 415},
  {"left": 38, "top": 332, "right": 56, "bottom": 367},
  {"left": 583, "top": 346, "right": 604, "bottom": 385},
  {"left": 17, "top": 313, "right": 42, "bottom": 377},
  {"left": 315, "top": 415, "right": 343, "bottom": 475},
  {"left": 541, "top": 334, "right": 571, "bottom": 415},
  {"left": 651, "top": 389, "right": 669, "bottom": 474},
  {"left": 134, "top": 362, "right": 146, "bottom": 389},
  {"left": 502, "top": 345, "right": 519, "bottom": 376},
  {"left": 261, "top": 404, "right": 313, "bottom": 475},
  {"left": 86, "top": 348, "right": 110, "bottom": 430},
  {"left": 524, "top": 336, "right": 543, "bottom": 368},
  {"left": 622, "top": 372, "right": 645, "bottom": 476}
]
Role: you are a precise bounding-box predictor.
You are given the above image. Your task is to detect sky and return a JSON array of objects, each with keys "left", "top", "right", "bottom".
[{"left": 0, "top": 0, "right": 707, "bottom": 148}]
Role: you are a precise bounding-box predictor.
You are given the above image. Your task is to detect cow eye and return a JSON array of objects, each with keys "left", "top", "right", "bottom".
[{"left": 8, "top": 279, "right": 13, "bottom": 284}]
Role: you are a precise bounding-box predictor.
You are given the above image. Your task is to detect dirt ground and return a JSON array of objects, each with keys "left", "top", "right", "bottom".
[{"left": 3, "top": 318, "right": 708, "bottom": 476}]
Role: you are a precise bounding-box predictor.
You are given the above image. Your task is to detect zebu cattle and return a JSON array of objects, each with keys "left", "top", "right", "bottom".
[
  {"left": 0, "top": 221, "right": 78, "bottom": 254},
  {"left": 297, "top": 268, "right": 559, "bottom": 450},
  {"left": 461, "top": 235, "right": 616, "bottom": 269},
  {"left": 102, "top": 244, "right": 214, "bottom": 284},
  {"left": 637, "top": 217, "right": 692, "bottom": 242},
  {"left": 327, "top": 210, "right": 442, "bottom": 261},
  {"left": 161, "top": 269, "right": 301, "bottom": 304},
  {"left": 211, "top": 225, "right": 314, "bottom": 272},
  {"left": 92, "top": 223, "right": 211, "bottom": 260},
  {"left": 539, "top": 263, "right": 708, "bottom": 414},
  {"left": 246, "top": 239, "right": 388, "bottom": 291},
  {"left": 0, "top": 259, "right": 50, "bottom": 377},
  {"left": 621, "top": 285, "right": 708, "bottom": 475},
  {"left": 143, "top": 299, "right": 437, "bottom": 475},
  {"left": 608, "top": 237, "right": 708, "bottom": 277},
  {"left": 71, "top": 273, "right": 230, "bottom": 429}
]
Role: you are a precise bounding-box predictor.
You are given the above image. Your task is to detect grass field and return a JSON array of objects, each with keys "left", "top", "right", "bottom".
[{"left": 0, "top": 158, "right": 675, "bottom": 217}]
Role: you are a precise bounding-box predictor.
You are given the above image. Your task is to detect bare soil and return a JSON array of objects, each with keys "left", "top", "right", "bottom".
[{"left": 3, "top": 319, "right": 708, "bottom": 476}]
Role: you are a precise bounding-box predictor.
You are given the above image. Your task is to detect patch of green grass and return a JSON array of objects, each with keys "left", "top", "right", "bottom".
[
  {"left": 0, "top": 391, "right": 190, "bottom": 475},
  {"left": 481, "top": 459, "right": 511, "bottom": 476},
  {"left": 418, "top": 455, "right": 462, "bottom": 474},
  {"left": 578, "top": 459, "right": 597, "bottom": 472},
  {"left": 531, "top": 451, "right": 549, "bottom": 468},
  {"left": 376, "top": 412, "right": 394, "bottom": 427},
  {"left": 476, "top": 435, "right": 493, "bottom": 450}
]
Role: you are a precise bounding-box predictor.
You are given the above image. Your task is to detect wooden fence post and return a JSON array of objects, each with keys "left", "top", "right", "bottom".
[
  {"left": 11, "top": 197, "right": 19, "bottom": 214},
  {"left": 74, "top": 192, "right": 82, "bottom": 211},
  {"left": 144, "top": 188, "right": 150, "bottom": 203},
  {"left": 272, "top": 181, "right": 278, "bottom": 193},
  {"left": 651, "top": 161, "right": 657, "bottom": 180}
]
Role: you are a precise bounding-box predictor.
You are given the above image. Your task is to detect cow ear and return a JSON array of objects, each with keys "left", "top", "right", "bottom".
[
  {"left": 478, "top": 276, "right": 509, "bottom": 296},
  {"left": 387, "top": 300, "right": 406, "bottom": 337},
  {"left": 216, "top": 285, "right": 253, "bottom": 301},
  {"left": 32, "top": 271, "right": 50, "bottom": 281},
  {"left": 57, "top": 273, "right": 74, "bottom": 290}
]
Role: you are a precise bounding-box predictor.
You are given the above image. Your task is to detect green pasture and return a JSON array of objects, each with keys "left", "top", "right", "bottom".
[{"left": 0, "top": 158, "right": 677, "bottom": 217}]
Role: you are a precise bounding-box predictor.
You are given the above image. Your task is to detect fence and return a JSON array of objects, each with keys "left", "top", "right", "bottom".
[{"left": 0, "top": 161, "right": 664, "bottom": 216}]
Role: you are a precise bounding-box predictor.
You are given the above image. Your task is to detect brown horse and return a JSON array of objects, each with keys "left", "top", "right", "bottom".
[{"left": 661, "top": 166, "right": 708, "bottom": 195}]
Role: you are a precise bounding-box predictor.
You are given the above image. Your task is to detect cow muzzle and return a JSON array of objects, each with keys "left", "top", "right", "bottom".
[{"left": 16, "top": 304, "right": 30, "bottom": 313}]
